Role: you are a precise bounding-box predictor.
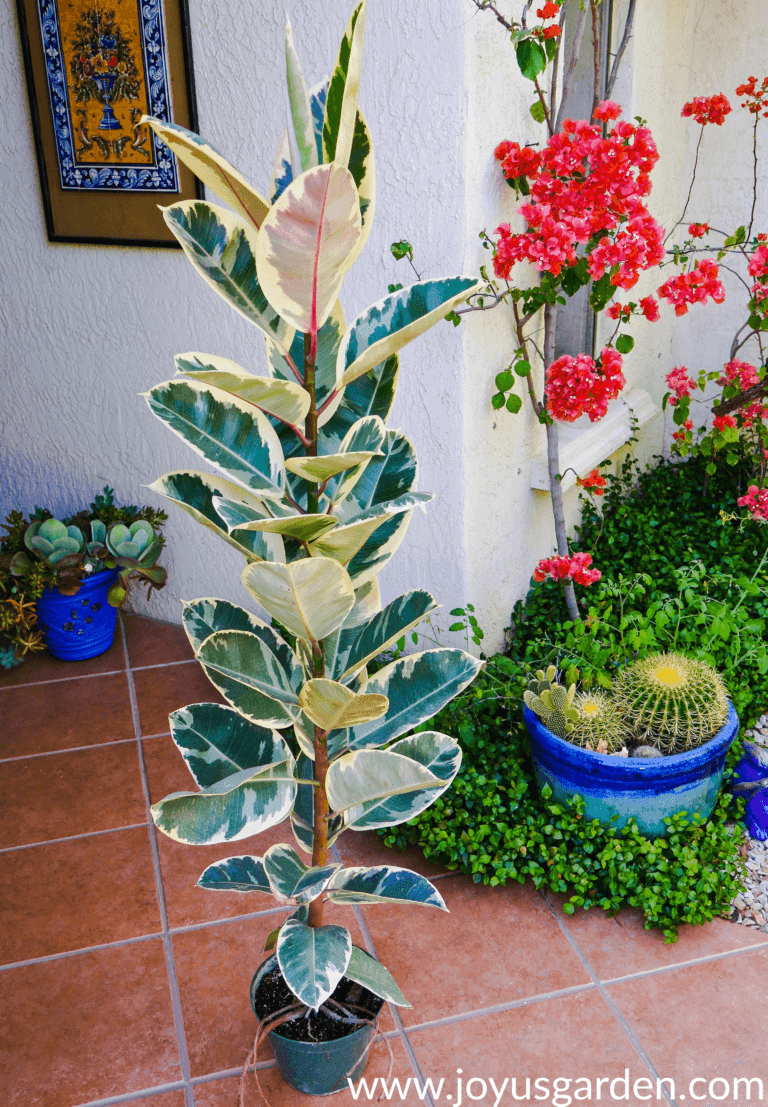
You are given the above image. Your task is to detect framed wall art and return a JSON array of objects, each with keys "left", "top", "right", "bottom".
[{"left": 15, "top": 0, "right": 203, "bottom": 246}]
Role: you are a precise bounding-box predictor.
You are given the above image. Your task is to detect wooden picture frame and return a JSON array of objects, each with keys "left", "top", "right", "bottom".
[{"left": 15, "top": 0, "right": 203, "bottom": 247}]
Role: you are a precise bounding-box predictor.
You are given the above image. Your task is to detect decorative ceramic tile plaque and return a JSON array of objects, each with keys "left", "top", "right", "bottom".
[{"left": 16, "top": 0, "right": 202, "bottom": 244}]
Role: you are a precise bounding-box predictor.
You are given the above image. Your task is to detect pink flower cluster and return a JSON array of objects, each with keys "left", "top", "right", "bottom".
[
  {"left": 665, "top": 365, "right": 696, "bottom": 406},
  {"left": 748, "top": 246, "right": 768, "bottom": 279},
  {"left": 717, "top": 359, "right": 761, "bottom": 389},
  {"left": 657, "top": 259, "right": 725, "bottom": 316},
  {"left": 681, "top": 94, "right": 732, "bottom": 126},
  {"left": 712, "top": 414, "right": 737, "bottom": 432},
  {"left": 546, "top": 347, "right": 625, "bottom": 422},
  {"left": 607, "top": 296, "right": 659, "bottom": 322},
  {"left": 743, "top": 401, "right": 768, "bottom": 428},
  {"left": 736, "top": 76, "right": 768, "bottom": 119},
  {"left": 493, "top": 107, "right": 663, "bottom": 287},
  {"left": 688, "top": 223, "right": 709, "bottom": 238},
  {"left": 533, "top": 552, "right": 601, "bottom": 586},
  {"left": 737, "top": 485, "right": 768, "bottom": 521}
]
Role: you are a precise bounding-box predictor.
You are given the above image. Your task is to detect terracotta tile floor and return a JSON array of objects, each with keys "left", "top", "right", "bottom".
[{"left": 3, "top": 612, "right": 768, "bottom": 1107}]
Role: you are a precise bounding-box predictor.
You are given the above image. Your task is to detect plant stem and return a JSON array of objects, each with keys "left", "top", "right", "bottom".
[
  {"left": 605, "top": 0, "right": 636, "bottom": 99},
  {"left": 543, "top": 301, "right": 579, "bottom": 622},
  {"left": 589, "top": 0, "right": 601, "bottom": 118},
  {"left": 304, "top": 333, "right": 319, "bottom": 515}
]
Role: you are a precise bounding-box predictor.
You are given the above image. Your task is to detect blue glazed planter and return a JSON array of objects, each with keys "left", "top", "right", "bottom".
[
  {"left": 36, "top": 570, "right": 119, "bottom": 661},
  {"left": 523, "top": 702, "right": 739, "bottom": 838},
  {"left": 732, "top": 744, "right": 768, "bottom": 841}
]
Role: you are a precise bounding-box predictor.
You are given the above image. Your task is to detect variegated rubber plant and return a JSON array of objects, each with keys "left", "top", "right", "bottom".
[{"left": 141, "top": 0, "right": 482, "bottom": 1015}]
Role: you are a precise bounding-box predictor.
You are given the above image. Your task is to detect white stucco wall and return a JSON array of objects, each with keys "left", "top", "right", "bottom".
[{"left": 0, "top": 0, "right": 469, "bottom": 627}]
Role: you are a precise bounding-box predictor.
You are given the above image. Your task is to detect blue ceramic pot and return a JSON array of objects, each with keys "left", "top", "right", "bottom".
[
  {"left": 36, "top": 570, "right": 119, "bottom": 661},
  {"left": 732, "top": 743, "right": 768, "bottom": 841},
  {"left": 250, "top": 955, "right": 381, "bottom": 1096},
  {"left": 523, "top": 702, "right": 739, "bottom": 837}
]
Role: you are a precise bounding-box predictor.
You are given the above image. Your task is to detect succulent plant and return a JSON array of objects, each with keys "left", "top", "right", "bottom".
[
  {"left": 613, "top": 651, "right": 729, "bottom": 753},
  {"left": 105, "top": 520, "right": 159, "bottom": 563},
  {"left": 524, "top": 677, "right": 579, "bottom": 738},
  {"left": 24, "top": 518, "right": 85, "bottom": 565},
  {"left": 570, "top": 690, "right": 628, "bottom": 753}
]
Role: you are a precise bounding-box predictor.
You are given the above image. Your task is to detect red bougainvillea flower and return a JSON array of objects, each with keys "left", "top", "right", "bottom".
[
  {"left": 494, "top": 141, "right": 542, "bottom": 180},
  {"left": 712, "top": 414, "right": 738, "bottom": 432},
  {"left": 639, "top": 295, "right": 660, "bottom": 321},
  {"left": 606, "top": 302, "right": 631, "bottom": 321},
  {"left": 593, "top": 100, "right": 622, "bottom": 122},
  {"left": 672, "top": 419, "right": 694, "bottom": 443},
  {"left": 546, "top": 346, "right": 625, "bottom": 422},
  {"left": 748, "top": 246, "right": 768, "bottom": 279},
  {"left": 536, "top": 1, "right": 560, "bottom": 16},
  {"left": 742, "top": 401, "right": 768, "bottom": 428},
  {"left": 533, "top": 552, "right": 601, "bottom": 586},
  {"left": 688, "top": 223, "right": 709, "bottom": 238},
  {"left": 681, "top": 94, "right": 732, "bottom": 126},
  {"left": 717, "top": 359, "right": 761, "bottom": 389},
  {"left": 540, "top": 24, "right": 561, "bottom": 38},
  {"left": 493, "top": 109, "right": 663, "bottom": 287},
  {"left": 665, "top": 365, "right": 696, "bottom": 406},
  {"left": 657, "top": 259, "right": 725, "bottom": 315},
  {"left": 576, "top": 469, "right": 607, "bottom": 495},
  {"left": 737, "top": 485, "right": 768, "bottom": 521},
  {"left": 735, "top": 76, "right": 768, "bottom": 118}
]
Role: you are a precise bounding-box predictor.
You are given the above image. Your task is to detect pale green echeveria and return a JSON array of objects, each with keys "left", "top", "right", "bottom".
[
  {"left": 105, "top": 520, "right": 159, "bottom": 563},
  {"left": 25, "top": 518, "right": 85, "bottom": 565},
  {"left": 143, "top": 0, "right": 485, "bottom": 1014}
]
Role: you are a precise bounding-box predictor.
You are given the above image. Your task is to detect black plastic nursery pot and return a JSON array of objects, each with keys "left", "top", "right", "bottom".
[
  {"left": 250, "top": 954, "right": 384, "bottom": 1096},
  {"left": 523, "top": 702, "right": 740, "bottom": 837},
  {"left": 35, "top": 569, "right": 119, "bottom": 661}
]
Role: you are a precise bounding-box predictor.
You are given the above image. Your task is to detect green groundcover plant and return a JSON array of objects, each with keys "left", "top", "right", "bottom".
[{"left": 382, "top": 454, "right": 757, "bottom": 941}]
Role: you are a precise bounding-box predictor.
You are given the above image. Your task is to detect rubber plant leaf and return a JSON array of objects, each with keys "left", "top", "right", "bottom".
[
  {"left": 347, "top": 649, "right": 483, "bottom": 750},
  {"left": 299, "top": 678, "right": 388, "bottom": 731},
  {"left": 341, "top": 430, "right": 417, "bottom": 518},
  {"left": 181, "top": 596, "right": 290, "bottom": 653},
  {"left": 263, "top": 843, "right": 340, "bottom": 904},
  {"left": 175, "top": 352, "right": 310, "bottom": 427},
  {"left": 197, "top": 854, "right": 272, "bottom": 893},
  {"left": 169, "top": 702, "right": 288, "bottom": 788},
  {"left": 327, "top": 865, "right": 448, "bottom": 910},
  {"left": 310, "top": 494, "right": 430, "bottom": 568},
  {"left": 338, "top": 277, "right": 482, "bottom": 387},
  {"left": 291, "top": 752, "right": 345, "bottom": 854},
  {"left": 276, "top": 916, "right": 352, "bottom": 1011},
  {"left": 196, "top": 629, "right": 304, "bottom": 728},
  {"left": 162, "top": 202, "right": 292, "bottom": 362},
  {"left": 233, "top": 515, "right": 339, "bottom": 544},
  {"left": 284, "top": 18, "right": 317, "bottom": 177},
  {"left": 340, "top": 731, "right": 462, "bottom": 831},
  {"left": 285, "top": 452, "right": 381, "bottom": 484},
  {"left": 318, "top": 355, "right": 398, "bottom": 456},
  {"left": 323, "top": 415, "right": 387, "bottom": 507},
  {"left": 343, "top": 947, "right": 411, "bottom": 1007},
  {"left": 143, "top": 117, "right": 269, "bottom": 229},
  {"left": 322, "top": 0, "right": 367, "bottom": 169},
  {"left": 241, "top": 557, "right": 355, "bottom": 644},
  {"left": 324, "top": 578, "right": 381, "bottom": 680},
  {"left": 338, "top": 589, "right": 438, "bottom": 680},
  {"left": 151, "top": 756, "right": 297, "bottom": 845},
  {"left": 255, "top": 163, "right": 362, "bottom": 335},
  {"left": 147, "top": 471, "right": 285, "bottom": 563},
  {"left": 326, "top": 748, "right": 443, "bottom": 815},
  {"left": 144, "top": 380, "right": 285, "bottom": 498}
]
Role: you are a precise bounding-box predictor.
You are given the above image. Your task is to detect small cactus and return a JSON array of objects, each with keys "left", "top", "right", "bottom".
[
  {"left": 570, "top": 691, "right": 628, "bottom": 753},
  {"left": 614, "top": 652, "right": 729, "bottom": 753},
  {"left": 524, "top": 677, "right": 579, "bottom": 738}
]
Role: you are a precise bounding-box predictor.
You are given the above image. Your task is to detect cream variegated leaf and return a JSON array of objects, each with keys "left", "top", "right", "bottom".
[
  {"left": 285, "top": 452, "right": 380, "bottom": 483},
  {"left": 284, "top": 18, "right": 317, "bottom": 177},
  {"left": 242, "top": 557, "right": 355, "bottom": 643},
  {"left": 233, "top": 515, "right": 339, "bottom": 544},
  {"left": 143, "top": 116, "right": 269, "bottom": 229},
  {"left": 326, "top": 748, "right": 442, "bottom": 814},
  {"left": 175, "top": 353, "right": 310, "bottom": 427},
  {"left": 256, "top": 163, "right": 362, "bottom": 334},
  {"left": 322, "top": 0, "right": 368, "bottom": 170},
  {"left": 299, "top": 678, "right": 388, "bottom": 731}
]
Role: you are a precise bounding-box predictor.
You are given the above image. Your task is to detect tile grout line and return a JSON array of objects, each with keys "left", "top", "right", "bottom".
[
  {"left": 0, "top": 656, "right": 195, "bottom": 693},
  {"left": 0, "top": 931, "right": 163, "bottom": 972},
  {"left": 119, "top": 614, "right": 197, "bottom": 1107},
  {"left": 601, "top": 936, "right": 768, "bottom": 985},
  {"left": 0, "top": 737, "right": 137, "bottom": 764},
  {"left": 401, "top": 982, "right": 599, "bottom": 1035},
  {"left": 540, "top": 891, "right": 679, "bottom": 1107},
  {"left": 0, "top": 822, "right": 148, "bottom": 855}
]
